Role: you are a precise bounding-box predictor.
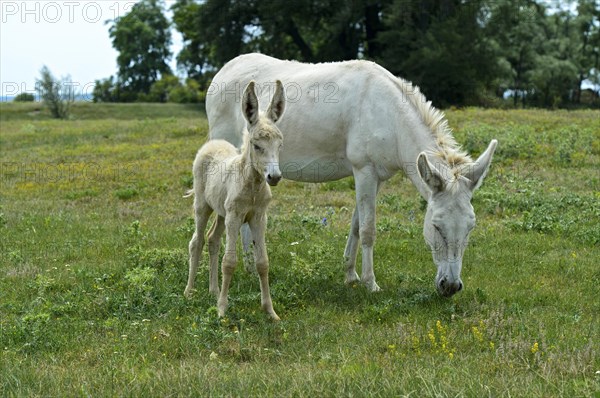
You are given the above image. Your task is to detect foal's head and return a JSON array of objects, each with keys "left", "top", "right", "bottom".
[{"left": 241, "top": 80, "right": 286, "bottom": 186}]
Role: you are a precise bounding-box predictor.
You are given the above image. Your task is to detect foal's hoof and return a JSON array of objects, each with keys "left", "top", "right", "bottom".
[
  {"left": 268, "top": 311, "right": 281, "bottom": 321},
  {"left": 184, "top": 288, "right": 194, "bottom": 298}
]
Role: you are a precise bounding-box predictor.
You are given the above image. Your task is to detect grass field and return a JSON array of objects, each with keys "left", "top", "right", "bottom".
[{"left": 1, "top": 102, "right": 599, "bottom": 397}]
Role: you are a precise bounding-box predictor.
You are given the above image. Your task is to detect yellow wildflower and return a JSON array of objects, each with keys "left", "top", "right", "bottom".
[{"left": 531, "top": 342, "right": 539, "bottom": 354}]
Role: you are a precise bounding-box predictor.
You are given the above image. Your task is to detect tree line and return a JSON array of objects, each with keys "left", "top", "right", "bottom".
[{"left": 93, "top": 0, "right": 600, "bottom": 108}]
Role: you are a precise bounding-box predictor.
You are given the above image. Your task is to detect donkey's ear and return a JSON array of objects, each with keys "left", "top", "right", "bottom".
[
  {"left": 267, "top": 80, "right": 286, "bottom": 123},
  {"left": 242, "top": 81, "right": 259, "bottom": 125},
  {"left": 466, "top": 139, "right": 498, "bottom": 191},
  {"left": 417, "top": 152, "right": 446, "bottom": 193}
]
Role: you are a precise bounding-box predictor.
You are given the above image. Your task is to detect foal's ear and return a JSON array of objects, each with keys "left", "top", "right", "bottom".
[
  {"left": 466, "top": 139, "right": 498, "bottom": 191},
  {"left": 417, "top": 152, "right": 446, "bottom": 193},
  {"left": 267, "top": 80, "right": 286, "bottom": 123},
  {"left": 242, "top": 81, "right": 259, "bottom": 126}
]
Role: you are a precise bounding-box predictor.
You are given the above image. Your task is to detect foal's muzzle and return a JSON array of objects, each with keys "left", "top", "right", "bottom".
[
  {"left": 266, "top": 163, "right": 282, "bottom": 186},
  {"left": 267, "top": 173, "right": 282, "bottom": 186}
]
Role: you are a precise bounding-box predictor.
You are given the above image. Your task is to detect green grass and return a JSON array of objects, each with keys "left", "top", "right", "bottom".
[{"left": 1, "top": 103, "right": 599, "bottom": 397}]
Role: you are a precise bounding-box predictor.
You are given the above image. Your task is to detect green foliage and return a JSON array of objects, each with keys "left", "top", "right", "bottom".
[
  {"left": 1, "top": 105, "right": 599, "bottom": 396},
  {"left": 378, "top": 0, "right": 502, "bottom": 106},
  {"left": 108, "top": 0, "right": 172, "bottom": 100},
  {"left": 142, "top": 74, "right": 181, "bottom": 102},
  {"left": 95, "top": 0, "right": 600, "bottom": 107},
  {"left": 169, "top": 79, "right": 203, "bottom": 103},
  {"left": 92, "top": 75, "right": 121, "bottom": 103},
  {"left": 141, "top": 75, "right": 202, "bottom": 103},
  {"left": 166, "top": 0, "right": 600, "bottom": 108},
  {"left": 13, "top": 93, "right": 35, "bottom": 102},
  {"left": 36, "top": 66, "right": 73, "bottom": 119},
  {"left": 114, "top": 186, "right": 139, "bottom": 200}
]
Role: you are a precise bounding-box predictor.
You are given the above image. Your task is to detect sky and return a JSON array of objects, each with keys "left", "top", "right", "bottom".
[{"left": 0, "top": 0, "right": 182, "bottom": 100}]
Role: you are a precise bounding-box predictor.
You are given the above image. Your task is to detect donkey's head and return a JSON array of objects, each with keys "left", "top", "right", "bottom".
[
  {"left": 417, "top": 140, "right": 497, "bottom": 297},
  {"left": 241, "top": 80, "right": 286, "bottom": 186}
]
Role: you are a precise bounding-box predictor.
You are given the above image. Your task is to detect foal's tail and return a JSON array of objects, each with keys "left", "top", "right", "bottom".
[{"left": 183, "top": 189, "right": 194, "bottom": 198}]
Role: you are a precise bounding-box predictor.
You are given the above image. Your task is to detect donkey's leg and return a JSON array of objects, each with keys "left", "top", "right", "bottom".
[
  {"left": 343, "top": 207, "right": 361, "bottom": 284},
  {"left": 353, "top": 166, "right": 381, "bottom": 292},
  {"left": 241, "top": 223, "right": 256, "bottom": 274},
  {"left": 249, "top": 213, "right": 279, "bottom": 321},
  {"left": 185, "top": 202, "right": 212, "bottom": 298},
  {"left": 207, "top": 215, "right": 225, "bottom": 297},
  {"left": 217, "top": 214, "right": 241, "bottom": 317}
]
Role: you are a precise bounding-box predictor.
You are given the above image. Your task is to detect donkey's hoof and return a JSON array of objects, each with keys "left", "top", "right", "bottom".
[
  {"left": 217, "top": 299, "right": 228, "bottom": 318},
  {"left": 184, "top": 288, "right": 194, "bottom": 298},
  {"left": 345, "top": 271, "right": 360, "bottom": 285},
  {"left": 364, "top": 280, "right": 382, "bottom": 292}
]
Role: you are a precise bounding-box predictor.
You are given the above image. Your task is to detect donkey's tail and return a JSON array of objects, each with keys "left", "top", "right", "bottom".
[{"left": 183, "top": 189, "right": 194, "bottom": 198}]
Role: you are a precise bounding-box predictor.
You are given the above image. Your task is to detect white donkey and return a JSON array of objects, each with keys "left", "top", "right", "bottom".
[
  {"left": 207, "top": 54, "right": 497, "bottom": 297},
  {"left": 185, "top": 80, "right": 285, "bottom": 320}
]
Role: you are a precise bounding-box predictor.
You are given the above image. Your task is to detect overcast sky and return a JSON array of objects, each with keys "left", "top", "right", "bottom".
[{"left": 0, "top": 0, "right": 182, "bottom": 100}]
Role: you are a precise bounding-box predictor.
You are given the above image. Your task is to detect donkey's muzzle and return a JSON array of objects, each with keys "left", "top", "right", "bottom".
[{"left": 437, "top": 276, "right": 463, "bottom": 297}]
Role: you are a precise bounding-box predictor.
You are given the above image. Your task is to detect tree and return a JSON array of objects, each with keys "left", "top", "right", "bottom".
[
  {"left": 171, "top": 0, "right": 254, "bottom": 83},
  {"left": 377, "top": 0, "right": 501, "bottom": 106},
  {"left": 485, "top": 0, "right": 546, "bottom": 106},
  {"left": 108, "top": 0, "right": 598, "bottom": 108},
  {"left": 171, "top": 0, "right": 392, "bottom": 84},
  {"left": 36, "top": 66, "right": 73, "bottom": 119},
  {"left": 109, "top": 0, "right": 172, "bottom": 100},
  {"left": 92, "top": 76, "right": 120, "bottom": 103},
  {"left": 571, "top": 0, "right": 600, "bottom": 103}
]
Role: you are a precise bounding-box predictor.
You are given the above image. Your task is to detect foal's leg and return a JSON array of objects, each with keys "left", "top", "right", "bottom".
[
  {"left": 249, "top": 213, "right": 279, "bottom": 320},
  {"left": 353, "top": 166, "right": 381, "bottom": 292},
  {"left": 217, "top": 214, "right": 241, "bottom": 317},
  {"left": 343, "top": 207, "right": 361, "bottom": 284},
  {"left": 207, "top": 215, "right": 225, "bottom": 297},
  {"left": 241, "top": 223, "right": 256, "bottom": 274},
  {"left": 185, "top": 201, "right": 212, "bottom": 298}
]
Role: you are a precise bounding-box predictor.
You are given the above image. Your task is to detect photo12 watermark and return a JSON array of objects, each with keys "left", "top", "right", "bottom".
[
  {"left": 2, "top": 80, "right": 99, "bottom": 102},
  {"left": 206, "top": 81, "right": 342, "bottom": 104},
  {"left": 1, "top": 161, "right": 138, "bottom": 189},
  {"left": 1, "top": 1, "right": 138, "bottom": 24}
]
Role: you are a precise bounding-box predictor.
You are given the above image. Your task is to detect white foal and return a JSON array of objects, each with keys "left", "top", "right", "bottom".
[{"left": 185, "top": 80, "right": 286, "bottom": 320}]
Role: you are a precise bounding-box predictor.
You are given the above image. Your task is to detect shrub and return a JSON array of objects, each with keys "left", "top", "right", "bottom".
[
  {"left": 92, "top": 76, "right": 122, "bottom": 103},
  {"left": 169, "top": 79, "right": 202, "bottom": 103},
  {"left": 36, "top": 66, "right": 73, "bottom": 119},
  {"left": 145, "top": 75, "right": 181, "bottom": 103},
  {"left": 13, "top": 93, "right": 35, "bottom": 102}
]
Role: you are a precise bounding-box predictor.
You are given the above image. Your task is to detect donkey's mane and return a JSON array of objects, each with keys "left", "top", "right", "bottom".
[{"left": 394, "top": 77, "right": 473, "bottom": 176}]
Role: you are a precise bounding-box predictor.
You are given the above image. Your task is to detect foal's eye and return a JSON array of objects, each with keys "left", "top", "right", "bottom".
[{"left": 253, "top": 144, "right": 263, "bottom": 152}]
